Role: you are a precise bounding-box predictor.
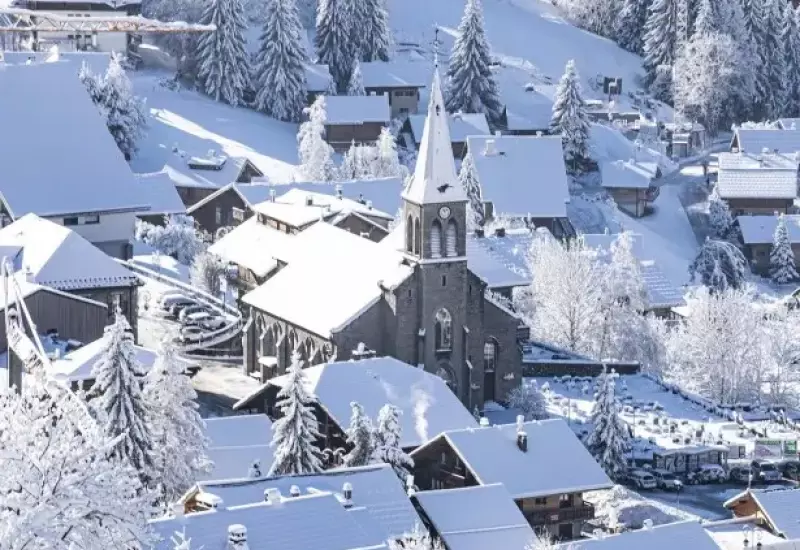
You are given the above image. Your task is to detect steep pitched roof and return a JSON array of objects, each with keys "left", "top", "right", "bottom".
[
  {"left": 360, "top": 61, "right": 429, "bottom": 89},
  {"left": 401, "top": 69, "right": 468, "bottom": 206},
  {"left": 186, "top": 182, "right": 275, "bottom": 213},
  {"left": 725, "top": 488, "right": 800, "bottom": 540},
  {"left": 737, "top": 214, "right": 800, "bottom": 244},
  {"left": 716, "top": 152, "right": 798, "bottom": 199},
  {"left": 733, "top": 127, "right": 800, "bottom": 153},
  {"left": 577, "top": 521, "right": 719, "bottom": 550},
  {"left": 267, "top": 178, "right": 405, "bottom": 216},
  {"left": 324, "top": 95, "right": 391, "bottom": 125},
  {"left": 133, "top": 171, "right": 187, "bottom": 216},
  {"left": 600, "top": 160, "right": 659, "bottom": 189}
]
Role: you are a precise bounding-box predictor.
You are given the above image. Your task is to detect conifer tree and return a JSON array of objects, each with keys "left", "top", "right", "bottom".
[
  {"left": 297, "top": 95, "right": 336, "bottom": 181},
  {"left": 742, "top": 0, "right": 771, "bottom": 118},
  {"left": 445, "top": 0, "right": 503, "bottom": 125},
  {"left": 690, "top": 238, "right": 748, "bottom": 291},
  {"left": 359, "top": 0, "right": 390, "bottom": 61},
  {"left": 347, "top": 60, "right": 366, "bottom": 95},
  {"left": 586, "top": 367, "right": 630, "bottom": 480},
  {"left": 88, "top": 311, "right": 156, "bottom": 481},
  {"left": 316, "top": 0, "right": 356, "bottom": 92},
  {"left": 550, "top": 60, "right": 591, "bottom": 175},
  {"left": 195, "top": 0, "right": 250, "bottom": 106},
  {"left": 770, "top": 214, "right": 799, "bottom": 284},
  {"left": 373, "top": 404, "right": 414, "bottom": 480},
  {"left": 253, "top": 0, "right": 308, "bottom": 122},
  {"left": 708, "top": 185, "right": 734, "bottom": 239},
  {"left": 375, "top": 127, "right": 408, "bottom": 178},
  {"left": 459, "top": 150, "right": 485, "bottom": 228},
  {"left": 763, "top": 0, "right": 787, "bottom": 118},
  {"left": 643, "top": 0, "right": 679, "bottom": 85},
  {"left": 694, "top": 0, "right": 718, "bottom": 34},
  {"left": 782, "top": 3, "right": 800, "bottom": 116},
  {"left": 268, "top": 351, "right": 325, "bottom": 476},
  {"left": 342, "top": 401, "right": 376, "bottom": 467},
  {"left": 615, "top": 0, "right": 651, "bottom": 54}
]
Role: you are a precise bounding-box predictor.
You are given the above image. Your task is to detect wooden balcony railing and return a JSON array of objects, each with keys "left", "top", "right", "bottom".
[{"left": 524, "top": 502, "right": 595, "bottom": 526}]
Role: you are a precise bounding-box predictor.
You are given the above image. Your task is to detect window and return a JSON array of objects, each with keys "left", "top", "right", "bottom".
[
  {"left": 215, "top": 207, "right": 222, "bottom": 225},
  {"left": 406, "top": 215, "right": 413, "bottom": 252},
  {"left": 558, "top": 494, "right": 574, "bottom": 509},
  {"left": 483, "top": 339, "right": 498, "bottom": 372},
  {"left": 431, "top": 220, "right": 443, "bottom": 258},
  {"left": 232, "top": 207, "right": 245, "bottom": 222},
  {"left": 414, "top": 218, "right": 421, "bottom": 255},
  {"left": 534, "top": 497, "right": 547, "bottom": 506},
  {"left": 83, "top": 214, "right": 99, "bottom": 224},
  {"left": 441, "top": 275, "right": 447, "bottom": 287},
  {"left": 445, "top": 220, "right": 458, "bottom": 257},
  {"left": 63, "top": 217, "right": 79, "bottom": 226},
  {"left": 434, "top": 309, "right": 452, "bottom": 350}
]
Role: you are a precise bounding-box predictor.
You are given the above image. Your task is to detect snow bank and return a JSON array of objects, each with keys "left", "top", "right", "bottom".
[{"left": 586, "top": 485, "right": 699, "bottom": 530}]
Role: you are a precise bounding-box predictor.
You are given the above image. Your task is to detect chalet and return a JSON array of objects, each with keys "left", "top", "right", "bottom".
[
  {"left": 133, "top": 170, "right": 187, "bottom": 226},
  {"left": 498, "top": 92, "right": 552, "bottom": 136},
  {"left": 323, "top": 94, "right": 391, "bottom": 151},
  {"left": 360, "top": 61, "right": 428, "bottom": 117},
  {"left": 0, "top": 214, "right": 141, "bottom": 339},
  {"left": 0, "top": 61, "right": 149, "bottom": 259},
  {"left": 716, "top": 152, "right": 799, "bottom": 216},
  {"left": 185, "top": 182, "right": 274, "bottom": 237},
  {"left": 579, "top": 521, "right": 722, "bottom": 550},
  {"left": 600, "top": 160, "right": 662, "bottom": 217},
  {"left": 234, "top": 357, "right": 478, "bottom": 451},
  {"left": 464, "top": 135, "right": 574, "bottom": 238},
  {"left": 664, "top": 122, "right": 706, "bottom": 158},
  {"left": 737, "top": 215, "right": 800, "bottom": 275},
  {"left": 410, "top": 417, "right": 612, "bottom": 540},
  {"left": 267, "top": 177, "right": 406, "bottom": 216},
  {"left": 724, "top": 488, "right": 800, "bottom": 541},
  {"left": 411, "top": 484, "right": 536, "bottom": 550},
  {"left": 402, "top": 112, "right": 490, "bottom": 158},
  {"left": 731, "top": 127, "right": 800, "bottom": 154},
  {"left": 200, "top": 414, "right": 275, "bottom": 481}
]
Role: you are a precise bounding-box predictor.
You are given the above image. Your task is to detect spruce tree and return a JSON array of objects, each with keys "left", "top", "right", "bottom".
[
  {"left": 316, "top": 0, "right": 356, "bottom": 93},
  {"left": 586, "top": 367, "right": 630, "bottom": 480},
  {"left": 342, "top": 401, "right": 375, "bottom": 467},
  {"left": 297, "top": 95, "right": 336, "bottom": 181},
  {"left": 770, "top": 214, "right": 799, "bottom": 284},
  {"left": 550, "top": 60, "right": 591, "bottom": 175},
  {"left": 742, "top": 0, "right": 771, "bottom": 118},
  {"left": 763, "top": 0, "right": 787, "bottom": 118},
  {"left": 253, "top": 0, "right": 308, "bottom": 122},
  {"left": 359, "top": 0, "right": 390, "bottom": 62},
  {"left": 373, "top": 404, "right": 414, "bottom": 480},
  {"left": 615, "top": 0, "right": 651, "bottom": 54},
  {"left": 782, "top": 4, "right": 800, "bottom": 117},
  {"left": 347, "top": 60, "right": 366, "bottom": 95},
  {"left": 195, "top": 0, "right": 250, "bottom": 106},
  {"left": 444, "top": 0, "right": 503, "bottom": 126},
  {"left": 375, "top": 127, "right": 407, "bottom": 178},
  {"left": 694, "top": 0, "right": 718, "bottom": 34},
  {"left": 643, "top": 0, "right": 679, "bottom": 85},
  {"left": 690, "top": 238, "right": 748, "bottom": 291},
  {"left": 459, "top": 151, "right": 485, "bottom": 228},
  {"left": 708, "top": 185, "right": 735, "bottom": 239},
  {"left": 88, "top": 311, "right": 155, "bottom": 481},
  {"left": 268, "top": 351, "right": 325, "bottom": 476}
]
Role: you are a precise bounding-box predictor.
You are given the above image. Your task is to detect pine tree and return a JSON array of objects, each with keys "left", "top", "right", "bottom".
[
  {"left": 782, "top": 4, "right": 800, "bottom": 116},
  {"left": 694, "top": 0, "right": 718, "bottom": 34},
  {"left": 373, "top": 404, "right": 414, "bottom": 480},
  {"left": 268, "top": 351, "right": 325, "bottom": 476},
  {"left": 297, "top": 95, "right": 336, "bottom": 181},
  {"left": 690, "top": 238, "right": 749, "bottom": 291},
  {"left": 770, "top": 214, "right": 799, "bottom": 284},
  {"left": 444, "top": 0, "right": 503, "bottom": 126},
  {"left": 550, "top": 60, "right": 591, "bottom": 175},
  {"left": 459, "top": 151, "right": 485, "bottom": 228},
  {"left": 253, "top": 0, "right": 308, "bottom": 122},
  {"left": 195, "top": 0, "right": 250, "bottom": 106},
  {"left": 374, "top": 126, "right": 408, "bottom": 178},
  {"left": 586, "top": 367, "right": 630, "bottom": 480},
  {"left": 79, "top": 62, "right": 104, "bottom": 104},
  {"left": 88, "top": 311, "right": 156, "bottom": 481},
  {"left": 190, "top": 250, "right": 226, "bottom": 296},
  {"left": 316, "top": 0, "right": 356, "bottom": 92},
  {"left": 643, "top": 0, "right": 679, "bottom": 85},
  {"left": 342, "top": 401, "right": 376, "bottom": 467},
  {"left": 359, "top": 0, "right": 390, "bottom": 61},
  {"left": 763, "top": 0, "right": 787, "bottom": 118},
  {"left": 743, "top": 0, "right": 771, "bottom": 118},
  {"left": 615, "top": 0, "right": 651, "bottom": 54},
  {"left": 347, "top": 60, "right": 366, "bottom": 95},
  {"left": 708, "top": 185, "right": 734, "bottom": 239}
]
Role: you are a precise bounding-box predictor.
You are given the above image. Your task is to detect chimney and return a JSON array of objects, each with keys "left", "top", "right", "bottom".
[
  {"left": 483, "top": 139, "right": 497, "bottom": 156},
  {"left": 732, "top": 147, "right": 739, "bottom": 153},
  {"left": 305, "top": 196, "right": 313, "bottom": 206},
  {"left": 474, "top": 227, "right": 485, "bottom": 238},
  {"left": 227, "top": 524, "right": 247, "bottom": 546},
  {"left": 366, "top": 200, "right": 373, "bottom": 210},
  {"left": 335, "top": 184, "right": 343, "bottom": 199},
  {"left": 342, "top": 482, "right": 353, "bottom": 508},
  {"left": 495, "top": 227, "right": 506, "bottom": 237},
  {"left": 516, "top": 415, "right": 528, "bottom": 452},
  {"left": 264, "top": 488, "right": 283, "bottom": 506},
  {"left": 269, "top": 188, "right": 276, "bottom": 202},
  {"left": 24, "top": 265, "right": 34, "bottom": 283},
  {"left": 289, "top": 485, "right": 301, "bottom": 497},
  {"left": 494, "top": 130, "right": 502, "bottom": 137},
  {"left": 479, "top": 417, "right": 490, "bottom": 427}
]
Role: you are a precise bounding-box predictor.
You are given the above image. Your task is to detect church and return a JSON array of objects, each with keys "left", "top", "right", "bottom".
[{"left": 239, "top": 69, "right": 525, "bottom": 409}]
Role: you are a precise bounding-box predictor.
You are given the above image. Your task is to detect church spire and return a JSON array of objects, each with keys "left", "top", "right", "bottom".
[{"left": 401, "top": 69, "right": 467, "bottom": 206}]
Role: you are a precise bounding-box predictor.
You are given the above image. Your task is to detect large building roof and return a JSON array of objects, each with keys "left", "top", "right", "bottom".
[
  {"left": 407, "top": 112, "right": 490, "bottom": 145},
  {"left": 716, "top": 153, "right": 798, "bottom": 200},
  {"left": 207, "top": 217, "right": 294, "bottom": 278},
  {"left": 133, "top": 171, "right": 187, "bottom": 216},
  {"left": 360, "top": 61, "right": 429, "bottom": 89},
  {"left": 733, "top": 127, "right": 800, "bottom": 154},
  {"left": 323, "top": 94, "right": 391, "bottom": 125},
  {"left": 267, "top": 178, "right": 405, "bottom": 216},
  {"left": 577, "top": 521, "right": 720, "bottom": 550}
]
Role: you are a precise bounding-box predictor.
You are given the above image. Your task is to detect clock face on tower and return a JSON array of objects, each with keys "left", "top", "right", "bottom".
[{"left": 438, "top": 206, "right": 451, "bottom": 219}]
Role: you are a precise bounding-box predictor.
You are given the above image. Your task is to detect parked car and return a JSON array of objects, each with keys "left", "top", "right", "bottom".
[
  {"left": 183, "top": 311, "right": 212, "bottom": 326},
  {"left": 688, "top": 464, "right": 727, "bottom": 484},
  {"left": 652, "top": 470, "right": 683, "bottom": 491},
  {"left": 200, "top": 316, "right": 228, "bottom": 331},
  {"left": 160, "top": 293, "right": 192, "bottom": 311},
  {"left": 752, "top": 460, "right": 783, "bottom": 483},
  {"left": 178, "top": 304, "right": 209, "bottom": 322},
  {"left": 170, "top": 299, "right": 198, "bottom": 318},
  {"left": 782, "top": 461, "right": 800, "bottom": 481},
  {"left": 627, "top": 470, "right": 657, "bottom": 490},
  {"left": 729, "top": 466, "right": 753, "bottom": 484},
  {"left": 180, "top": 326, "right": 205, "bottom": 343}
]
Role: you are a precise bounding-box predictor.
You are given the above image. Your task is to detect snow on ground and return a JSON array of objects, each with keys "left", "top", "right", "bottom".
[{"left": 586, "top": 485, "right": 699, "bottom": 529}]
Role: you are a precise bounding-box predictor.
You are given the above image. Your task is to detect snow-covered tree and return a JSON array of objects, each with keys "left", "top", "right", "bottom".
[
  {"left": 297, "top": 95, "right": 336, "bottom": 181},
  {"left": 550, "top": 60, "right": 591, "bottom": 175},
  {"left": 643, "top": 0, "right": 679, "bottom": 85},
  {"left": 561, "top": 0, "right": 618, "bottom": 38},
  {"left": 374, "top": 127, "right": 408, "bottom": 178},
  {"left": 316, "top": 0, "right": 356, "bottom": 92},
  {"left": 268, "top": 351, "right": 325, "bottom": 475},
  {"left": 144, "top": 339, "right": 211, "bottom": 500},
  {"left": 342, "top": 401, "right": 376, "bottom": 467},
  {"left": 708, "top": 185, "right": 735, "bottom": 239},
  {"left": 339, "top": 141, "right": 378, "bottom": 179},
  {"left": 770, "top": 214, "right": 799, "bottom": 284},
  {"left": 586, "top": 368, "right": 630, "bottom": 480},
  {"left": 693, "top": 0, "right": 718, "bottom": 34},
  {"left": 252, "top": 0, "right": 308, "bottom": 122},
  {"left": 388, "top": 526, "right": 444, "bottom": 550},
  {"left": 190, "top": 250, "right": 227, "bottom": 296},
  {"left": 763, "top": 0, "right": 787, "bottom": 118},
  {"left": 0, "top": 374, "right": 155, "bottom": 549},
  {"left": 783, "top": 3, "right": 800, "bottom": 116},
  {"left": 373, "top": 404, "right": 414, "bottom": 479},
  {"left": 615, "top": 0, "right": 651, "bottom": 54},
  {"left": 459, "top": 151, "right": 485, "bottom": 229},
  {"left": 88, "top": 311, "right": 156, "bottom": 482},
  {"left": 507, "top": 381, "right": 548, "bottom": 421},
  {"left": 742, "top": 0, "right": 772, "bottom": 118},
  {"left": 79, "top": 62, "right": 104, "bottom": 104},
  {"left": 444, "top": 0, "right": 503, "bottom": 125},
  {"left": 171, "top": 529, "right": 197, "bottom": 550},
  {"left": 347, "top": 60, "right": 366, "bottom": 95},
  {"left": 359, "top": 0, "right": 390, "bottom": 61},
  {"left": 139, "top": 215, "right": 205, "bottom": 264},
  {"left": 195, "top": 0, "right": 250, "bottom": 106},
  {"left": 690, "top": 237, "right": 748, "bottom": 291},
  {"left": 761, "top": 310, "right": 800, "bottom": 407},
  {"left": 606, "top": 231, "right": 647, "bottom": 310}
]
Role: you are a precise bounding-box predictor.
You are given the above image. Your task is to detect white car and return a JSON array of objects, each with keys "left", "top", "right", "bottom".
[
  {"left": 200, "top": 316, "right": 228, "bottom": 331},
  {"left": 627, "top": 470, "right": 657, "bottom": 490},
  {"left": 178, "top": 305, "right": 209, "bottom": 322},
  {"left": 184, "top": 311, "right": 212, "bottom": 326},
  {"left": 180, "top": 326, "right": 204, "bottom": 343}
]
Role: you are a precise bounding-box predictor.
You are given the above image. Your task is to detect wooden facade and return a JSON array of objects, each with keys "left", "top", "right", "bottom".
[
  {"left": 188, "top": 187, "right": 253, "bottom": 237},
  {"left": 606, "top": 186, "right": 660, "bottom": 218},
  {"left": 742, "top": 242, "right": 800, "bottom": 275},
  {"left": 71, "top": 284, "right": 139, "bottom": 342},
  {"left": 325, "top": 122, "right": 386, "bottom": 152},
  {"left": 726, "top": 197, "right": 793, "bottom": 216}
]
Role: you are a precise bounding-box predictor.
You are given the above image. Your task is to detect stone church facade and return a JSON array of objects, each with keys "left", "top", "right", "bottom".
[{"left": 241, "top": 70, "right": 524, "bottom": 409}]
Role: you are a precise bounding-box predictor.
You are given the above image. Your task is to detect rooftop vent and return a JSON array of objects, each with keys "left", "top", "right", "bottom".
[
  {"left": 366, "top": 200, "right": 373, "bottom": 210},
  {"left": 227, "top": 524, "right": 247, "bottom": 546},
  {"left": 516, "top": 415, "right": 528, "bottom": 452},
  {"left": 483, "top": 139, "right": 497, "bottom": 156},
  {"left": 342, "top": 482, "right": 353, "bottom": 508},
  {"left": 536, "top": 131, "right": 543, "bottom": 137},
  {"left": 305, "top": 196, "right": 313, "bottom": 206},
  {"left": 479, "top": 417, "right": 490, "bottom": 427},
  {"left": 289, "top": 485, "right": 301, "bottom": 497},
  {"left": 495, "top": 227, "right": 506, "bottom": 237},
  {"left": 335, "top": 184, "right": 343, "bottom": 198},
  {"left": 264, "top": 488, "right": 282, "bottom": 506},
  {"left": 358, "top": 193, "right": 366, "bottom": 205}
]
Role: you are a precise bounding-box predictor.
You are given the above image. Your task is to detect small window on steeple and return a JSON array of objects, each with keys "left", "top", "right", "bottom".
[
  {"left": 406, "top": 215, "right": 413, "bottom": 253},
  {"left": 431, "top": 220, "right": 443, "bottom": 258},
  {"left": 445, "top": 220, "right": 458, "bottom": 257}
]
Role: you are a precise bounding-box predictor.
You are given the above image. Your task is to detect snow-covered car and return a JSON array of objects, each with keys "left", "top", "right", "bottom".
[
  {"left": 690, "top": 464, "right": 727, "bottom": 484},
  {"left": 170, "top": 300, "right": 198, "bottom": 318},
  {"left": 728, "top": 466, "right": 752, "bottom": 484},
  {"left": 180, "top": 326, "right": 204, "bottom": 343},
  {"left": 200, "top": 316, "right": 228, "bottom": 331},
  {"left": 183, "top": 311, "right": 212, "bottom": 326},
  {"left": 178, "top": 304, "right": 209, "bottom": 322},
  {"left": 751, "top": 460, "right": 782, "bottom": 483},
  {"left": 652, "top": 470, "right": 683, "bottom": 491},
  {"left": 160, "top": 293, "right": 192, "bottom": 311},
  {"left": 627, "top": 470, "right": 657, "bottom": 490}
]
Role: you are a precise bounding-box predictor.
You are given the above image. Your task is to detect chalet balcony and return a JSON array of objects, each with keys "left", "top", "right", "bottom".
[{"left": 524, "top": 502, "right": 595, "bottom": 526}]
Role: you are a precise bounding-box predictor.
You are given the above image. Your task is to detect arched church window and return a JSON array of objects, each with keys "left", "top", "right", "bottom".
[
  {"left": 436, "top": 363, "right": 457, "bottom": 393},
  {"left": 483, "top": 339, "right": 498, "bottom": 372},
  {"left": 406, "top": 215, "right": 413, "bottom": 253},
  {"left": 434, "top": 308, "right": 452, "bottom": 350},
  {"left": 445, "top": 219, "right": 458, "bottom": 257},
  {"left": 414, "top": 218, "right": 421, "bottom": 255},
  {"left": 431, "top": 220, "right": 443, "bottom": 258}
]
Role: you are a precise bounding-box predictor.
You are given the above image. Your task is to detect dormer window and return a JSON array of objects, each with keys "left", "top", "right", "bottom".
[{"left": 434, "top": 308, "right": 452, "bottom": 350}]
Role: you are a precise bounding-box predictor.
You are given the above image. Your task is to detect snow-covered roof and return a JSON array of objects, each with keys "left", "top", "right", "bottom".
[
  {"left": 576, "top": 521, "right": 719, "bottom": 550},
  {"left": 360, "top": 61, "right": 429, "bottom": 89},
  {"left": 600, "top": 160, "right": 659, "bottom": 189},
  {"left": 323, "top": 94, "right": 391, "bottom": 125},
  {"left": 725, "top": 489, "right": 800, "bottom": 540},
  {"left": 15, "top": 0, "right": 140, "bottom": 6},
  {"left": 0, "top": 62, "right": 149, "bottom": 218},
  {"left": 465, "top": 229, "right": 534, "bottom": 288},
  {"left": 203, "top": 445, "right": 275, "bottom": 482},
  {"left": 412, "top": 418, "right": 612, "bottom": 499},
  {"left": 267, "top": 178, "right": 404, "bottom": 216},
  {"left": 733, "top": 127, "right": 800, "bottom": 154},
  {"left": 465, "top": 135, "right": 570, "bottom": 218},
  {"left": 242, "top": 223, "right": 413, "bottom": 338},
  {"left": 1, "top": 50, "right": 111, "bottom": 76},
  {"left": 199, "top": 415, "right": 276, "bottom": 482},
  {"left": 413, "top": 484, "right": 535, "bottom": 550},
  {"left": 0, "top": 273, "right": 106, "bottom": 316},
  {"left": 777, "top": 118, "right": 800, "bottom": 131},
  {"left": 716, "top": 167, "right": 798, "bottom": 201},
  {"left": 133, "top": 171, "right": 187, "bottom": 216},
  {"left": 737, "top": 215, "right": 800, "bottom": 244},
  {"left": 0, "top": 214, "right": 139, "bottom": 290},
  {"left": 305, "top": 63, "right": 333, "bottom": 92},
  {"left": 407, "top": 112, "right": 490, "bottom": 144},
  {"left": 704, "top": 520, "right": 784, "bottom": 550},
  {"left": 149, "top": 492, "right": 387, "bottom": 550},
  {"left": 204, "top": 414, "right": 273, "bottom": 449},
  {"left": 253, "top": 188, "right": 393, "bottom": 228},
  {"left": 186, "top": 182, "right": 275, "bottom": 213},
  {"left": 263, "top": 357, "right": 477, "bottom": 448},
  {"left": 157, "top": 154, "right": 256, "bottom": 191},
  {"left": 192, "top": 464, "right": 419, "bottom": 540},
  {"left": 207, "top": 217, "right": 294, "bottom": 277},
  {"left": 402, "top": 69, "right": 468, "bottom": 206},
  {"left": 718, "top": 151, "right": 799, "bottom": 171}
]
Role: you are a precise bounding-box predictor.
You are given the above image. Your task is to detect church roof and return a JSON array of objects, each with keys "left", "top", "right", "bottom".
[{"left": 401, "top": 69, "right": 468, "bottom": 206}]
